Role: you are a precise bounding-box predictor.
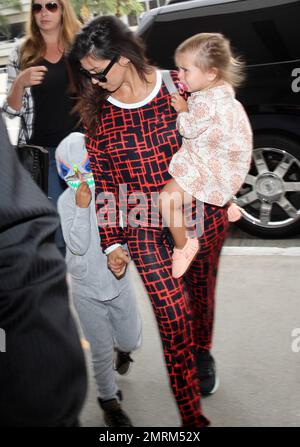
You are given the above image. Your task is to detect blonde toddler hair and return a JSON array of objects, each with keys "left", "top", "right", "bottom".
[{"left": 175, "top": 33, "right": 245, "bottom": 89}]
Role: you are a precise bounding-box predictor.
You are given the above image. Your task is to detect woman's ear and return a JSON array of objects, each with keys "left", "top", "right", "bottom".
[{"left": 118, "top": 56, "right": 130, "bottom": 67}]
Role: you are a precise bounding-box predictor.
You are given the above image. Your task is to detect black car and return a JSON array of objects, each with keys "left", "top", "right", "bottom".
[{"left": 138, "top": 0, "right": 300, "bottom": 237}]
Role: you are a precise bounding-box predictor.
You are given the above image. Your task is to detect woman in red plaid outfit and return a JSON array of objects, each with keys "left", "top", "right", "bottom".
[{"left": 69, "top": 15, "right": 229, "bottom": 427}]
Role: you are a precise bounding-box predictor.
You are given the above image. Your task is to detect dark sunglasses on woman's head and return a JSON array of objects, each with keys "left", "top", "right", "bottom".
[
  {"left": 79, "top": 55, "right": 119, "bottom": 83},
  {"left": 32, "top": 2, "right": 59, "bottom": 13}
]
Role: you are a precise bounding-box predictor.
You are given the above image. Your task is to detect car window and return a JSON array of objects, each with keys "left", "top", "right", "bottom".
[{"left": 140, "top": 0, "right": 300, "bottom": 68}]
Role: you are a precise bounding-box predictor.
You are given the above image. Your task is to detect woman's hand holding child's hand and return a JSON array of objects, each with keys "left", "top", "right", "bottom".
[
  {"left": 170, "top": 93, "right": 188, "bottom": 113},
  {"left": 107, "top": 247, "right": 130, "bottom": 278}
]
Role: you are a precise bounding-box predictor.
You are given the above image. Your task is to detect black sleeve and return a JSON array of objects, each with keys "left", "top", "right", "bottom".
[{"left": 0, "top": 116, "right": 87, "bottom": 427}]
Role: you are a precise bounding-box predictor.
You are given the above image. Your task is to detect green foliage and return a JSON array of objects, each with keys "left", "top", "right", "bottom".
[
  {"left": 0, "top": 0, "right": 22, "bottom": 38},
  {"left": 0, "top": 0, "right": 21, "bottom": 9},
  {"left": 70, "top": 0, "right": 144, "bottom": 20}
]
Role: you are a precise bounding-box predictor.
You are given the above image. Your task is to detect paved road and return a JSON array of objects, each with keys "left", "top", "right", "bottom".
[
  {"left": 79, "top": 256, "right": 300, "bottom": 427},
  {"left": 225, "top": 224, "right": 300, "bottom": 250}
]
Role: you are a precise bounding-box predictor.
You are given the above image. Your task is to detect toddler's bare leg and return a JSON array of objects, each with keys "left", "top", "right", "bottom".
[{"left": 160, "top": 179, "right": 193, "bottom": 249}]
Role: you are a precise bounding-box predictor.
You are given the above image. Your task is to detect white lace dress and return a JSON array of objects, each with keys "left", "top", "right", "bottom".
[{"left": 169, "top": 83, "right": 253, "bottom": 206}]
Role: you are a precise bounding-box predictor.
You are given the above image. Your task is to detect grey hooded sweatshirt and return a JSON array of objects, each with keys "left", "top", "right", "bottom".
[{"left": 56, "top": 133, "right": 126, "bottom": 301}]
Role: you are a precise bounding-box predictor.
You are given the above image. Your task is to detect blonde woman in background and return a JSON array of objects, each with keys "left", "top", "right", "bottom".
[{"left": 3, "top": 0, "right": 81, "bottom": 253}]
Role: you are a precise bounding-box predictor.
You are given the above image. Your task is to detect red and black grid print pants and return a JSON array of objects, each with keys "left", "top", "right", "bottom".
[{"left": 125, "top": 204, "right": 229, "bottom": 427}]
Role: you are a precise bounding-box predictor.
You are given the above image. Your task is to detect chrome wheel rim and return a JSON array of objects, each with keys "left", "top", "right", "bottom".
[{"left": 236, "top": 147, "right": 300, "bottom": 229}]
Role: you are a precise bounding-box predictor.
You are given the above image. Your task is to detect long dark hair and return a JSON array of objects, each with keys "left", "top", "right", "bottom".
[{"left": 68, "top": 15, "right": 151, "bottom": 132}]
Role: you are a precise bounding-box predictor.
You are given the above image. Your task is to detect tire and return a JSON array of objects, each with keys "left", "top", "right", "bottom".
[{"left": 235, "top": 133, "right": 300, "bottom": 238}]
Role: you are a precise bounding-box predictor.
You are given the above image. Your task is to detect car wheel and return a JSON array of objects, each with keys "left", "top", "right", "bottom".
[{"left": 235, "top": 134, "right": 300, "bottom": 238}]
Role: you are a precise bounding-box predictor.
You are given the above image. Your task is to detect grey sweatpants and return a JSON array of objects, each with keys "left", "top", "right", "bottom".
[{"left": 73, "top": 279, "right": 142, "bottom": 401}]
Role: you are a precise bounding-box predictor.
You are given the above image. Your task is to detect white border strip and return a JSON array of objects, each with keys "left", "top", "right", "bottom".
[
  {"left": 108, "top": 70, "right": 162, "bottom": 109},
  {"left": 222, "top": 246, "right": 300, "bottom": 256}
]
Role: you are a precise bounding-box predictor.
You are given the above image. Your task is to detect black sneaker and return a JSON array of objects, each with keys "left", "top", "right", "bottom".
[
  {"left": 196, "top": 350, "right": 219, "bottom": 397},
  {"left": 98, "top": 392, "right": 133, "bottom": 427},
  {"left": 114, "top": 350, "right": 134, "bottom": 375}
]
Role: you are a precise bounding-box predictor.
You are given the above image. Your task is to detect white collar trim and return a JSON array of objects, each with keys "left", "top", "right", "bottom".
[{"left": 107, "top": 70, "right": 162, "bottom": 109}]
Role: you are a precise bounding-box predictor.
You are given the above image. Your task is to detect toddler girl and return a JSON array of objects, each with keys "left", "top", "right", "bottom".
[{"left": 159, "top": 33, "right": 253, "bottom": 278}]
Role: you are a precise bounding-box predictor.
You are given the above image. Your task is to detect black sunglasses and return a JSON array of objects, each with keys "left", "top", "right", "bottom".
[
  {"left": 80, "top": 55, "right": 119, "bottom": 83},
  {"left": 32, "top": 2, "right": 59, "bottom": 13}
]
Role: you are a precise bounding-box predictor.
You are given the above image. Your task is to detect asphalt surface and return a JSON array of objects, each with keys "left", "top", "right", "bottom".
[{"left": 79, "top": 253, "right": 300, "bottom": 427}]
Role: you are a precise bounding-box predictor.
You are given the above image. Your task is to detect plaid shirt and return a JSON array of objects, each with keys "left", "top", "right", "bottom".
[{"left": 2, "top": 43, "right": 34, "bottom": 144}]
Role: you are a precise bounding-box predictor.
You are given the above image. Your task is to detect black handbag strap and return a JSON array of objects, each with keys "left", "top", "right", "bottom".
[
  {"left": 19, "top": 116, "right": 48, "bottom": 154},
  {"left": 20, "top": 115, "right": 30, "bottom": 144},
  {"left": 18, "top": 116, "right": 48, "bottom": 192}
]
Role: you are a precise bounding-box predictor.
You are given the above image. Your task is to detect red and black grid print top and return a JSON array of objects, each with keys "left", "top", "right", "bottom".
[{"left": 85, "top": 71, "right": 182, "bottom": 250}]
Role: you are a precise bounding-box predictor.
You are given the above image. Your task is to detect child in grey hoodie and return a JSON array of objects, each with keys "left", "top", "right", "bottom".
[{"left": 56, "top": 132, "right": 142, "bottom": 427}]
